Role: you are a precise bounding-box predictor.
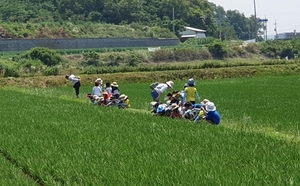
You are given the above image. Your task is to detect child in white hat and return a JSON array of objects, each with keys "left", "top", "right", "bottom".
[
  {"left": 111, "top": 82, "right": 120, "bottom": 99},
  {"left": 194, "top": 102, "right": 221, "bottom": 125}
]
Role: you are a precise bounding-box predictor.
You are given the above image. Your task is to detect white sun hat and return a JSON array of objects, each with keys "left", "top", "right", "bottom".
[
  {"left": 111, "top": 82, "right": 118, "bottom": 87},
  {"left": 205, "top": 102, "right": 216, "bottom": 112},
  {"left": 166, "top": 81, "right": 174, "bottom": 89},
  {"left": 95, "top": 78, "right": 103, "bottom": 84}
]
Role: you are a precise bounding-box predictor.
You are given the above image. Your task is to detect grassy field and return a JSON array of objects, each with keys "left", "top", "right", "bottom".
[{"left": 0, "top": 75, "right": 300, "bottom": 185}]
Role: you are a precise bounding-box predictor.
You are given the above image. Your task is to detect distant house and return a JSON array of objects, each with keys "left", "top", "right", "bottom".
[
  {"left": 275, "top": 31, "right": 300, "bottom": 40},
  {"left": 179, "top": 26, "right": 206, "bottom": 42}
]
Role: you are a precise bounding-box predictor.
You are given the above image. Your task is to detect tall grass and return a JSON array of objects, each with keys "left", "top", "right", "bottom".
[{"left": 0, "top": 75, "right": 300, "bottom": 185}]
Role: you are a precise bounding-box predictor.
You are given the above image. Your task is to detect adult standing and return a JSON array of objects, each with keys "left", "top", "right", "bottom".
[
  {"left": 65, "top": 74, "right": 81, "bottom": 98},
  {"left": 151, "top": 81, "right": 174, "bottom": 102}
]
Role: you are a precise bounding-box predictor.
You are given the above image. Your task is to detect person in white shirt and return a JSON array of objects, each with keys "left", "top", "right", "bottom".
[
  {"left": 92, "top": 81, "right": 102, "bottom": 96},
  {"left": 65, "top": 74, "right": 81, "bottom": 98},
  {"left": 151, "top": 81, "right": 174, "bottom": 102},
  {"left": 105, "top": 82, "right": 112, "bottom": 94}
]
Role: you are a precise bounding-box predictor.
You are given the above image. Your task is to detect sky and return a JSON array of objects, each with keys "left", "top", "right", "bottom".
[{"left": 209, "top": 0, "right": 300, "bottom": 38}]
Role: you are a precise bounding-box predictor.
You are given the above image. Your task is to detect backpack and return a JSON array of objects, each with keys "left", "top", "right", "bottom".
[{"left": 150, "top": 82, "right": 159, "bottom": 90}]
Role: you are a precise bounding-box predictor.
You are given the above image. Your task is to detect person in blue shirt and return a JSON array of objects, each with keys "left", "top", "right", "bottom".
[{"left": 194, "top": 102, "right": 221, "bottom": 125}]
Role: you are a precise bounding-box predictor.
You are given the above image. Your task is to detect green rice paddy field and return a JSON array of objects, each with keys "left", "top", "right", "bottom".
[{"left": 0, "top": 75, "right": 299, "bottom": 185}]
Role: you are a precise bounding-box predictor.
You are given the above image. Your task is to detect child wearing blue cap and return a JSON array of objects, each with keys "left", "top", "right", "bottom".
[{"left": 183, "top": 78, "right": 200, "bottom": 104}]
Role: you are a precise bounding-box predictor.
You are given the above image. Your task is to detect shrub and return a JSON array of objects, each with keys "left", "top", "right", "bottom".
[
  {"left": 173, "top": 48, "right": 196, "bottom": 61},
  {"left": 24, "top": 47, "right": 62, "bottom": 66},
  {"left": 19, "top": 59, "right": 44, "bottom": 74},
  {"left": 229, "top": 46, "right": 247, "bottom": 58},
  {"left": 259, "top": 40, "right": 297, "bottom": 59},
  {"left": 151, "top": 49, "right": 174, "bottom": 62},
  {"left": 173, "top": 47, "right": 212, "bottom": 61},
  {"left": 126, "top": 52, "right": 142, "bottom": 67},
  {"left": 43, "top": 67, "right": 59, "bottom": 76},
  {"left": 82, "top": 51, "right": 100, "bottom": 66},
  {"left": 0, "top": 64, "right": 4, "bottom": 76},
  {"left": 198, "top": 48, "right": 212, "bottom": 60},
  {"left": 243, "top": 43, "right": 260, "bottom": 54},
  {"left": 87, "top": 11, "right": 102, "bottom": 22},
  {"left": 207, "top": 40, "right": 229, "bottom": 59},
  {"left": 4, "top": 67, "right": 19, "bottom": 77}
]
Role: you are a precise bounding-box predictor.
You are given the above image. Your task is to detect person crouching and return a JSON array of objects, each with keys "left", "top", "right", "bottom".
[
  {"left": 118, "top": 94, "right": 130, "bottom": 108},
  {"left": 170, "top": 103, "right": 182, "bottom": 119}
]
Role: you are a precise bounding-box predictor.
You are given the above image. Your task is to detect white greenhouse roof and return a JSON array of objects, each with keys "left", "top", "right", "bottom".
[{"left": 184, "top": 26, "right": 206, "bottom": 32}]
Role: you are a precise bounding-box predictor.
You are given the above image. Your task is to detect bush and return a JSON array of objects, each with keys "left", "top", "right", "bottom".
[
  {"left": 198, "top": 48, "right": 212, "bottom": 60},
  {"left": 126, "top": 52, "right": 142, "bottom": 67},
  {"left": 19, "top": 59, "right": 44, "bottom": 74},
  {"left": 259, "top": 40, "right": 300, "bottom": 59},
  {"left": 173, "top": 48, "right": 196, "bottom": 61},
  {"left": 4, "top": 67, "right": 19, "bottom": 77},
  {"left": 24, "top": 47, "right": 62, "bottom": 66},
  {"left": 243, "top": 43, "right": 260, "bottom": 54},
  {"left": 82, "top": 51, "right": 100, "bottom": 66},
  {"left": 0, "top": 64, "right": 5, "bottom": 76},
  {"left": 207, "top": 40, "right": 229, "bottom": 59},
  {"left": 173, "top": 48, "right": 212, "bottom": 61},
  {"left": 43, "top": 67, "right": 59, "bottom": 76},
  {"left": 229, "top": 46, "right": 247, "bottom": 58},
  {"left": 151, "top": 49, "right": 174, "bottom": 62}
]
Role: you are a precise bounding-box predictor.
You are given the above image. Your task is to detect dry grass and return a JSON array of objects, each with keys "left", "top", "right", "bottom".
[{"left": 1, "top": 63, "right": 299, "bottom": 88}]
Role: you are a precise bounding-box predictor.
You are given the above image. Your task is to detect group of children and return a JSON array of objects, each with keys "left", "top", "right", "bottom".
[
  {"left": 65, "top": 74, "right": 220, "bottom": 124},
  {"left": 150, "top": 78, "right": 221, "bottom": 125},
  {"left": 86, "top": 78, "right": 130, "bottom": 109}
]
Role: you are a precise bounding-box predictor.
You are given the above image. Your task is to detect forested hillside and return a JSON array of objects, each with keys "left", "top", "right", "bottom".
[{"left": 0, "top": 0, "right": 264, "bottom": 40}]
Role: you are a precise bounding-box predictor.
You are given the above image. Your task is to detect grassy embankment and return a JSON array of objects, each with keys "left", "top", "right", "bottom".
[{"left": 1, "top": 57, "right": 299, "bottom": 88}]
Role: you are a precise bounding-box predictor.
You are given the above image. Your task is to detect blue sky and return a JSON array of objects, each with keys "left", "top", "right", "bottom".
[{"left": 209, "top": 0, "right": 300, "bottom": 37}]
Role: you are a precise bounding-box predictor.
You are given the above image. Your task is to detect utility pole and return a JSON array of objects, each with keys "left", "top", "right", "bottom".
[
  {"left": 265, "top": 16, "right": 267, "bottom": 40},
  {"left": 274, "top": 20, "right": 278, "bottom": 35},
  {"left": 253, "top": 0, "right": 257, "bottom": 41},
  {"left": 172, "top": 7, "right": 175, "bottom": 33}
]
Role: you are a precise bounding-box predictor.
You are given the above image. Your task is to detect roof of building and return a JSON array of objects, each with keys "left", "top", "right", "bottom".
[
  {"left": 181, "top": 34, "right": 197, "bottom": 38},
  {"left": 184, "top": 26, "right": 206, "bottom": 33}
]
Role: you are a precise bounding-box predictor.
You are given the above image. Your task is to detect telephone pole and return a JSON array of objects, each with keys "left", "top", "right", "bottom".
[
  {"left": 253, "top": 0, "right": 257, "bottom": 41},
  {"left": 172, "top": 7, "right": 175, "bottom": 33}
]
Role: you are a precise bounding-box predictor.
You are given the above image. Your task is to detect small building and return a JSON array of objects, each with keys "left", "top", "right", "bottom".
[
  {"left": 179, "top": 26, "right": 206, "bottom": 42},
  {"left": 275, "top": 30, "right": 300, "bottom": 40}
]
